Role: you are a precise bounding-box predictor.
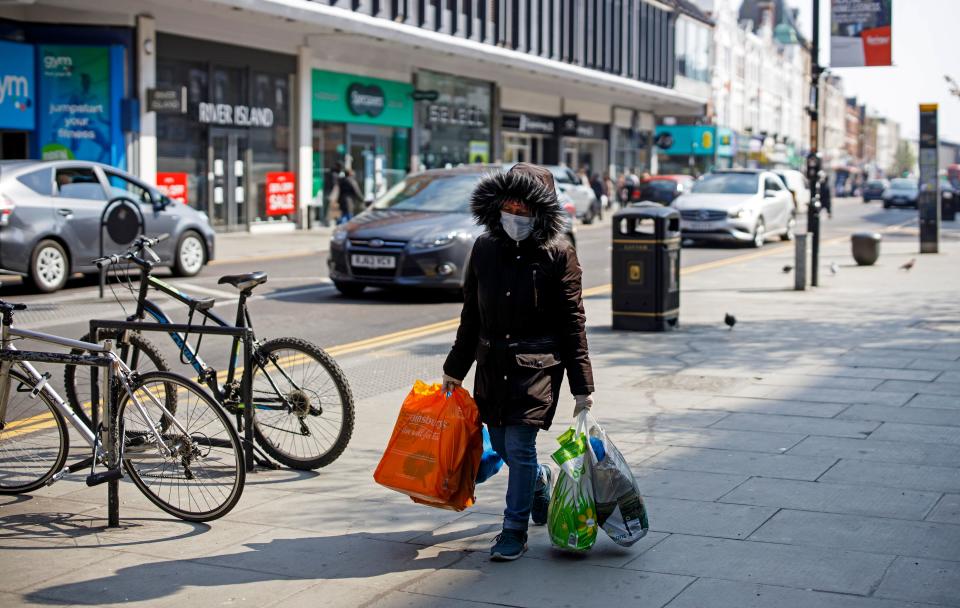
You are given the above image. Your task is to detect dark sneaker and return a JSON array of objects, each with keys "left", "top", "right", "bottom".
[
  {"left": 530, "top": 465, "right": 553, "bottom": 526},
  {"left": 490, "top": 529, "right": 528, "bottom": 561}
]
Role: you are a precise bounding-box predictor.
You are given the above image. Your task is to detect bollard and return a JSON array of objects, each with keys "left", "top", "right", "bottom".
[{"left": 794, "top": 234, "right": 808, "bottom": 291}]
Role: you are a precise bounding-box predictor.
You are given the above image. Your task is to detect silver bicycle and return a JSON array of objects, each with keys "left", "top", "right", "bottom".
[{"left": 0, "top": 299, "right": 245, "bottom": 522}]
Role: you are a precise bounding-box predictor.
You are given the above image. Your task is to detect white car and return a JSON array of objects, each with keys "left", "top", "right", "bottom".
[
  {"left": 547, "top": 166, "right": 600, "bottom": 224},
  {"left": 775, "top": 169, "right": 811, "bottom": 211},
  {"left": 673, "top": 170, "right": 797, "bottom": 248}
]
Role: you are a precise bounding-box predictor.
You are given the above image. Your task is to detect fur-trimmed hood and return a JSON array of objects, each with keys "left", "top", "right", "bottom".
[{"left": 470, "top": 164, "right": 566, "bottom": 247}]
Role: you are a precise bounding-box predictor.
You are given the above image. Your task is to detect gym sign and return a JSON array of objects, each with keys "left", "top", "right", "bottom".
[{"left": 198, "top": 102, "right": 274, "bottom": 127}]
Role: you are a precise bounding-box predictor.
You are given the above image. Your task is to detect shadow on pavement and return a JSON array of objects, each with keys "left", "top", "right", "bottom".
[{"left": 24, "top": 529, "right": 485, "bottom": 605}]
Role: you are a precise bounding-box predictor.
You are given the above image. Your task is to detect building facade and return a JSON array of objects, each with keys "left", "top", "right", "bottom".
[
  {"left": 693, "top": 0, "right": 808, "bottom": 171},
  {"left": 1, "top": 0, "right": 709, "bottom": 232}
]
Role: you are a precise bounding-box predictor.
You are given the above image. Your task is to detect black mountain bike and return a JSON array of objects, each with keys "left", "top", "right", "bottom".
[{"left": 64, "top": 235, "right": 354, "bottom": 470}]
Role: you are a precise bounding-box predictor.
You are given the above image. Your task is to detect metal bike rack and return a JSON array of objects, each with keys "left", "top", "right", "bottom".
[
  {"left": 0, "top": 349, "right": 118, "bottom": 526},
  {"left": 88, "top": 320, "right": 258, "bottom": 473}
]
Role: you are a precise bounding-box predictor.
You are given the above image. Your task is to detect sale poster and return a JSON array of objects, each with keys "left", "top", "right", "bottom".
[
  {"left": 266, "top": 172, "right": 296, "bottom": 217},
  {"left": 156, "top": 172, "right": 188, "bottom": 204}
]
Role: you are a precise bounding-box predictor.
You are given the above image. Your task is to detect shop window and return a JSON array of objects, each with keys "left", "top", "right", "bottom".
[
  {"left": 55, "top": 168, "right": 105, "bottom": 201},
  {"left": 17, "top": 168, "right": 54, "bottom": 196}
]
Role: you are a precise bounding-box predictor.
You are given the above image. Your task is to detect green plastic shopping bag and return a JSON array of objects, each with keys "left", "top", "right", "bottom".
[{"left": 547, "top": 410, "right": 598, "bottom": 552}]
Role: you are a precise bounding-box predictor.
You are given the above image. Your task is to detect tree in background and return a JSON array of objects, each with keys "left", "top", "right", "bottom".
[{"left": 890, "top": 141, "right": 916, "bottom": 177}]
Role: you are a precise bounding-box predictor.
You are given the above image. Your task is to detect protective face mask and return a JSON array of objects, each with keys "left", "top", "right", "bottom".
[{"left": 500, "top": 211, "right": 533, "bottom": 242}]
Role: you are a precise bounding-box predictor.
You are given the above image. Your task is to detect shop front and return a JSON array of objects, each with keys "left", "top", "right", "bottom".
[
  {"left": 560, "top": 117, "right": 609, "bottom": 176},
  {"left": 715, "top": 127, "right": 736, "bottom": 169},
  {"left": 312, "top": 69, "right": 413, "bottom": 225},
  {"left": 415, "top": 70, "right": 492, "bottom": 169},
  {"left": 654, "top": 124, "right": 716, "bottom": 175},
  {"left": 0, "top": 24, "right": 132, "bottom": 166},
  {"left": 155, "top": 34, "right": 295, "bottom": 232},
  {"left": 501, "top": 111, "right": 559, "bottom": 165}
]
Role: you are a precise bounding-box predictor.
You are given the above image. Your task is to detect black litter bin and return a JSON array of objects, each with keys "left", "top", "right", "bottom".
[
  {"left": 851, "top": 232, "right": 882, "bottom": 266},
  {"left": 942, "top": 189, "right": 957, "bottom": 222},
  {"left": 612, "top": 203, "right": 681, "bottom": 331}
]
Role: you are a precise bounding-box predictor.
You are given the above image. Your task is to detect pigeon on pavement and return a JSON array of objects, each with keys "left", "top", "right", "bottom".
[
  {"left": 724, "top": 313, "right": 736, "bottom": 330},
  {"left": 782, "top": 264, "right": 793, "bottom": 273},
  {"left": 900, "top": 258, "right": 916, "bottom": 271},
  {"left": 830, "top": 262, "right": 839, "bottom": 275}
]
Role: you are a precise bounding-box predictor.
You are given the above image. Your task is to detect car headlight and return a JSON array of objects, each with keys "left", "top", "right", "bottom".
[
  {"left": 728, "top": 208, "right": 750, "bottom": 219},
  {"left": 945, "top": 191, "right": 954, "bottom": 199},
  {"left": 332, "top": 228, "right": 348, "bottom": 243},
  {"left": 410, "top": 231, "right": 467, "bottom": 250}
]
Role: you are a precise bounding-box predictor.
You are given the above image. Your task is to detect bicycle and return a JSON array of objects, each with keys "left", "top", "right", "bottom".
[
  {"left": 0, "top": 299, "right": 245, "bottom": 522},
  {"left": 64, "top": 235, "right": 355, "bottom": 471}
]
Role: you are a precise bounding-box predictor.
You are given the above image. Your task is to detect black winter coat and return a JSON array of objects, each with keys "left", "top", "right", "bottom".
[{"left": 443, "top": 166, "right": 594, "bottom": 430}]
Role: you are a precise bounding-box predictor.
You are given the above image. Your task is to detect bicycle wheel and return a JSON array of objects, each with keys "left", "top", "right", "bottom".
[
  {"left": 119, "top": 371, "right": 244, "bottom": 522},
  {"left": 250, "top": 337, "right": 354, "bottom": 470},
  {"left": 65, "top": 330, "right": 172, "bottom": 429},
  {"left": 0, "top": 370, "right": 69, "bottom": 494}
]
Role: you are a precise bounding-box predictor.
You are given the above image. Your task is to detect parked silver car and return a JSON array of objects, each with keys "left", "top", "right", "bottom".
[
  {"left": 0, "top": 160, "right": 215, "bottom": 292},
  {"left": 673, "top": 170, "right": 796, "bottom": 248}
]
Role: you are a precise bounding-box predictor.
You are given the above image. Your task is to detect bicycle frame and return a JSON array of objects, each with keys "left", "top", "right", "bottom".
[
  {"left": 127, "top": 270, "right": 253, "bottom": 402},
  {"left": 0, "top": 323, "right": 108, "bottom": 450}
]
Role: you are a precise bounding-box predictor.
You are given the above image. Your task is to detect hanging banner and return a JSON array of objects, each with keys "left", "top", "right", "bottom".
[
  {"left": 265, "top": 172, "right": 296, "bottom": 217},
  {"left": 156, "top": 172, "right": 188, "bottom": 205},
  {"left": 830, "top": 0, "right": 893, "bottom": 67}
]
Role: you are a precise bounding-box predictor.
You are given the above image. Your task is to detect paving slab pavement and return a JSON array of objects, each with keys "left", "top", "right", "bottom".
[{"left": 4, "top": 224, "right": 960, "bottom": 607}]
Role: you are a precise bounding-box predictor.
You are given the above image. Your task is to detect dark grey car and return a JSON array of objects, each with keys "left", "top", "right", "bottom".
[
  {"left": 327, "top": 165, "right": 576, "bottom": 296},
  {"left": 0, "top": 160, "right": 215, "bottom": 292}
]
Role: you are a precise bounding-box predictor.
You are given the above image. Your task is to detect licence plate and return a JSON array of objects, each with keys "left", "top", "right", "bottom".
[
  {"left": 351, "top": 254, "right": 396, "bottom": 269},
  {"left": 684, "top": 221, "right": 721, "bottom": 231}
]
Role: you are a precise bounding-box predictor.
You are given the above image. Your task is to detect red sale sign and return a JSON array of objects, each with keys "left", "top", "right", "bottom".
[
  {"left": 156, "top": 172, "right": 188, "bottom": 205},
  {"left": 266, "top": 172, "right": 296, "bottom": 217}
]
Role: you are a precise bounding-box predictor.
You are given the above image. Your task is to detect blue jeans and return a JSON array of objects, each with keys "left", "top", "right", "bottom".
[{"left": 487, "top": 425, "right": 544, "bottom": 532}]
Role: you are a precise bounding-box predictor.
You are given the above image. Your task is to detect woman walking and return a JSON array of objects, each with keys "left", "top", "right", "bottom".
[{"left": 442, "top": 163, "right": 595, "bottom": 562}]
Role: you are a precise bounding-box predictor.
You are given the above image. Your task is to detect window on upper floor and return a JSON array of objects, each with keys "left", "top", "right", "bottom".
[{"left": 676, "top": 18, "right": 711, "bottom": 83}]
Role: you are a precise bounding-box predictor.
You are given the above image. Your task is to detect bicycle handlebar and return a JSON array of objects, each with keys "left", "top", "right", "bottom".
[{"left": 93, "top": 233, "right": 169, "bottom": 269}]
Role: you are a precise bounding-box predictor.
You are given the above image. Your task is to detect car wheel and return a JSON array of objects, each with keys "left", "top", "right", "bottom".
[
  {"left": 752, "top": 218, "right": 765, "bottom": 248},
  {"left": 172, "top": 231, "right": 206, "bottom": 277},
  {"left": 334, "top": 281, "right": 365, "bottom": 297},
  {"left": 29, "top": 239, "right": 69, "bottom": 293},
  {"left": 883, "top": 202, "right": 890, "bottom": 209},
  {"left": 781, "top": 214, "right": 796, "bottom": 242}
]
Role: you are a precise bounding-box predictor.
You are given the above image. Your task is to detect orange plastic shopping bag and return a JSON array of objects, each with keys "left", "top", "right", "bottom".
[{"left": 374, "top": 381, "right": 482, "bottom": 511}]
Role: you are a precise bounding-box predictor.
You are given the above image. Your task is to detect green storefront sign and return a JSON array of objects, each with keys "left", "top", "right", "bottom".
[{"left": 311, "top": 69, "right": 414, "bottom": 128}]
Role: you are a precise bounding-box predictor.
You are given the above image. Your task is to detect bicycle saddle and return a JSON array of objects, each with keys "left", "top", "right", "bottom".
[{"left": 217, "top": 271, "right": 268, "bottom": 291}]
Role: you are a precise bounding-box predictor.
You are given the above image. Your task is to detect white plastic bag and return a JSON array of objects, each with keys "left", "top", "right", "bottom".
[{"left": 585, "top": 413, "right": 649, "bottom": 547}]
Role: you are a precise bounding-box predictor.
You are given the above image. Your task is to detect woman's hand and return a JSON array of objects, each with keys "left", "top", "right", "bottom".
[
  {"left": 574, "top": 394, "right": 593, "bottom": 416},
  {"left": 442, "top": 374, "right": 462, "bottom": 396}
]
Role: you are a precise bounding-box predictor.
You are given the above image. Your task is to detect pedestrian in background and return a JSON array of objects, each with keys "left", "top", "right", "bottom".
[
  {"left": 819, "top": 170, "right": 833, "bottom": 219},
  {"left": 337, "top": 168, "right": 363, "bottom": 224},
  {"left": 442, "top": 162, "right": 595, "bottom": 562},
  {"left": 590, "top": 172, "right": 607, "bottom": 209}
]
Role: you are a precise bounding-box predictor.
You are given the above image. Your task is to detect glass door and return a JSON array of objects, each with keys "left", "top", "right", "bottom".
[{"left": 208, "top": 128, "right": 249, "bottom": 231}]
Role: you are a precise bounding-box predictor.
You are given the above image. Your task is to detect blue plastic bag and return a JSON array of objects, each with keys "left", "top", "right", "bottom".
[{"left": 475, "top": 425, "right": 504, "bottom": 484}]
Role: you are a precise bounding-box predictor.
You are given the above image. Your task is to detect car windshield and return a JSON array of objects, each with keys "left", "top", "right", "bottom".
[
  {"left": 372, "top": 173, "right": 480, "bottom": 213},
  {"left": 691, "top": 173, "right": 759, "bottom": 194},
  {"left": 890, "top": 179, "right": 916, "bottom": 190}
]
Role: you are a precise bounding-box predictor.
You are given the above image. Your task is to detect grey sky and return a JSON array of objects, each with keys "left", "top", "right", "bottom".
[{"left": 785, "top": 0, "right": 960, "bottom": 142}]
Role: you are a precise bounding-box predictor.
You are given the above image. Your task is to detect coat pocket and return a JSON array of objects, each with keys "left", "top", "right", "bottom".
[{"left": 512, "top": 352, "right": 562, "bottom": 405}]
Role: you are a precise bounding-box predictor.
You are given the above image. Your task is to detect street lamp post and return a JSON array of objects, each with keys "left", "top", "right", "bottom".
[{"left": 805, "top": 0, "right": 823, "bottom": 287}]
